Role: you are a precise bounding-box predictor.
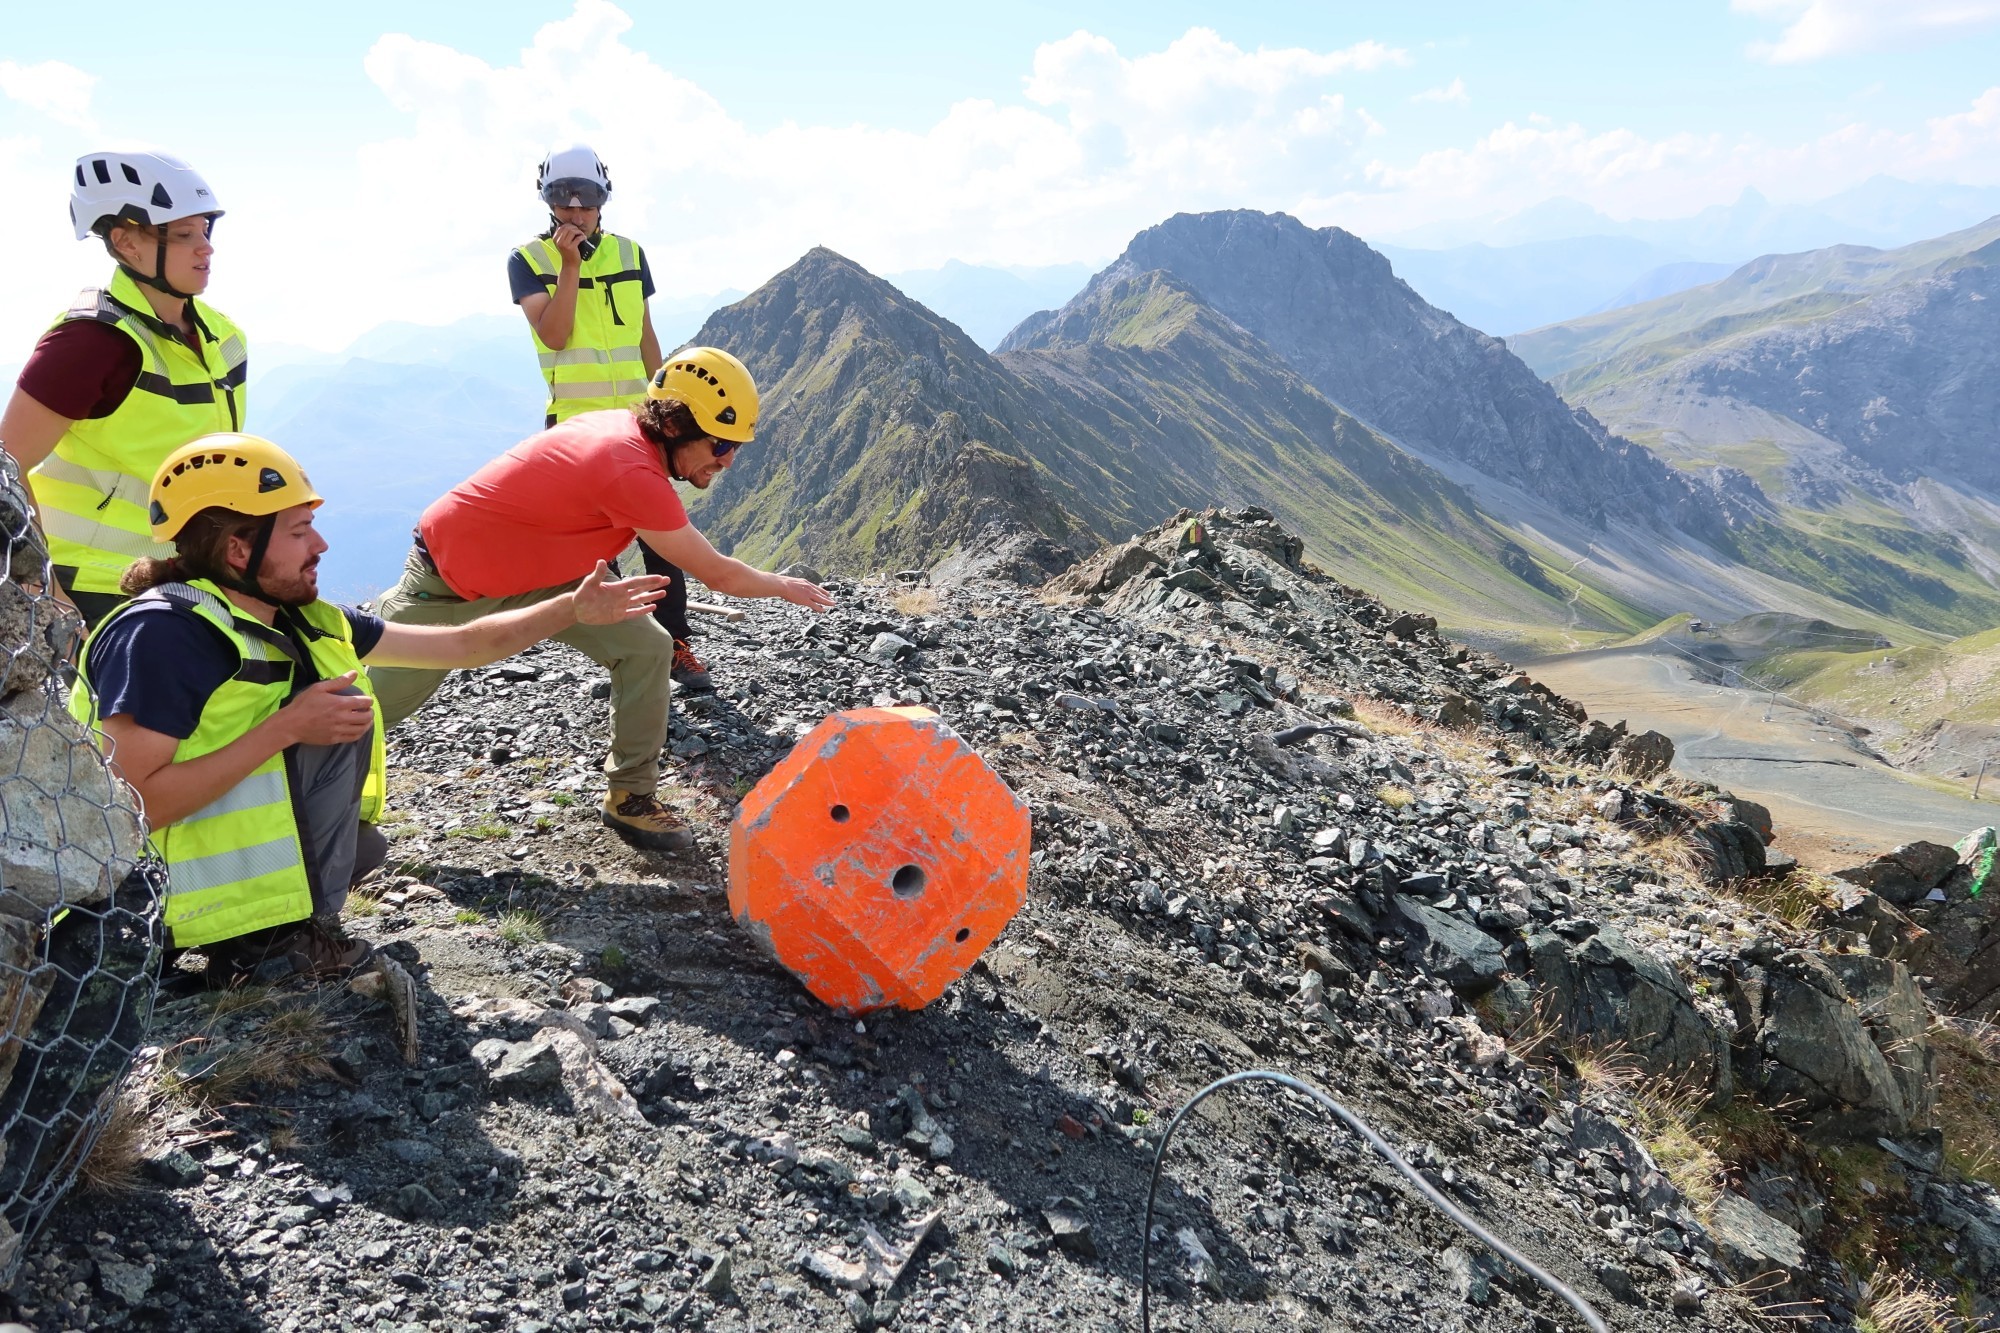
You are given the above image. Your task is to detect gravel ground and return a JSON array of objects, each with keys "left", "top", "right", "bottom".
[{"left": 7, "top": 508, "right": 1979, "bottom": 1332}]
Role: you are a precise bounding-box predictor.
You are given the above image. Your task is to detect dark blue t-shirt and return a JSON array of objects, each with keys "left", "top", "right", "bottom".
[
  {"left": 86, "top": 600, "right": 386, "bottom": 740},
  {"left": 506, "top": 235, "right": 656, "bottom": 305}
]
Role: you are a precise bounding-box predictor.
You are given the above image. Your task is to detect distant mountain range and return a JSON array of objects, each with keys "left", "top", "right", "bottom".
[
  {"left": 1366, "top": 176, "right": 2000, "bottom": 336},
  {"left": 1514, "top": 214, "right": 2000, "bottom": 605},
  {"left": 229, "top": 201, "right": 2000, "bottom": 650},
  {"left": 678, "top": 209, "right": 2000, "bottom": 644}
]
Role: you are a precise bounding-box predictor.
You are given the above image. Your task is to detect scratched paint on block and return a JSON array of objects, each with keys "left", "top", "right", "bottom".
[{"left": 727, "top": 707, "right": 1030, "bottom": 1014}]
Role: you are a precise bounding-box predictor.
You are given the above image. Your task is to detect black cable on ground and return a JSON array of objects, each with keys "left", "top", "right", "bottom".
[{"left": 1139, "top": 1069, "right": 1608, "bottom": 1333}]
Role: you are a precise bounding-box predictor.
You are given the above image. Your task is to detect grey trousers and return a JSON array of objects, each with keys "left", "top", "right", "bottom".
[{"left": 294, "top": 728, "right": 386, "bottom": 918}]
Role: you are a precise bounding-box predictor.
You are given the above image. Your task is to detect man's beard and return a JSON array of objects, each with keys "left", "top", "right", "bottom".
[{"left": 259, "top": 568, "right": 319, "bottom": 607}]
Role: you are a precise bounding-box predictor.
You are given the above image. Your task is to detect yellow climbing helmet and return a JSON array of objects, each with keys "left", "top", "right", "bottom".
[
  {"left": 149, "top": 434, "right": 323, "bottom": 542},
  {"left": 648, "top": 347, "right": 759, "bottom": 443}
]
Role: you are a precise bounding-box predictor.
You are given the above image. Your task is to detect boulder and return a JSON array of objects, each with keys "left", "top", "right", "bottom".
[
  {"left": 1690, "top": 820, "right": 1767, "bottom": 883},
  {"left": 1391, "top": 900, "right": 1505, "bottom": 995},
  {"left": 1043, "top": 539, "right": 1161, "bottom": 598},
  {"left": 1711, "top": 795, "right": 1774, "bottom": 846},
  {"left": 1611, "top": 730, "right": 1674, "bottom": 779},
  {"left": 1707, "top": 1193, "right": 1806, "bottom": 1289},
  {"left": 1728, "top": 951, "right": 1933, "bottom": 1139},
  {"left": 0, "top": 691, "right": 147, "bottom": 914},
  {"left": 1833, "top": 841, "right": 1961, "bottom": 906},
  {"left": 1529, "top": 926, "right": 1730, "bottom": 1098}
]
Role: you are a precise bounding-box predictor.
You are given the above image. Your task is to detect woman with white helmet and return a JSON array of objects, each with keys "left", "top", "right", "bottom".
[{"left": 0, "top": 149, "right": 247, "bottom": 628}]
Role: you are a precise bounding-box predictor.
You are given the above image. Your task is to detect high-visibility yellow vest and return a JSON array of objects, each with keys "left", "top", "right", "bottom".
[
  {"left": 515, "top": 232, "right": 649, "bottom": 422},
  {"left": 29, "top": 270, "right": 248, "bottom": 596},
  {"left": 70, "top": 579, "right": 385, "bottom": 950}
]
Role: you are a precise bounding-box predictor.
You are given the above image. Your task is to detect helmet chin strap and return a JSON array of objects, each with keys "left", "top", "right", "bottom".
[
  {"left": 119, "top": 229, "right": 196, "bottom": 301},
  {"left": 212, "top": 514, "right": 279, "bottom": 603}
]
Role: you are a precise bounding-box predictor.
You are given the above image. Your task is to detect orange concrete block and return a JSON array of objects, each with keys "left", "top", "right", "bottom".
[{"left": 728, "top": 707, "right": 1030, "bottom": 1014}]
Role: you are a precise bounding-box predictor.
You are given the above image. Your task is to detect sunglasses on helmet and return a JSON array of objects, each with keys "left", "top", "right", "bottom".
[{"left": 541, "top": 178, "right": 609, "bottom": 209}]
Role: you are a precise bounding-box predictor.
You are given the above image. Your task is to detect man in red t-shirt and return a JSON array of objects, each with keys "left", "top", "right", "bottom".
[{"left": 369, "top": 348, "right": 832, "bottom": 852}]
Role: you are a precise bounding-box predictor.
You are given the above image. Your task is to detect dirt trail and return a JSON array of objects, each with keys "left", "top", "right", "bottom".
[{"left": 1526, "top": 648, "right": 1992, "bottom": 868}]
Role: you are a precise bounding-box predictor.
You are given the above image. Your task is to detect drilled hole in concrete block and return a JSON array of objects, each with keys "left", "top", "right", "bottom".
[
  {"left": 954, "top": 927, "right": 971, "bottom": 943},
  {"left": 891, "top": 864, "right": 926, "bottom": 899},
  {"left": 829, "top": 804, "right": 850, "bottom": 823}
]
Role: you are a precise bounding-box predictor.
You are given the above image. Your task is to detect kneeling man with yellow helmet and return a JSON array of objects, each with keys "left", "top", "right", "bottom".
[
  {"left": 368, "top": 347, "right": 835, "bottom": 854},
  {"left": 71, "top": 433, "right": 668, "bottom": 981}
]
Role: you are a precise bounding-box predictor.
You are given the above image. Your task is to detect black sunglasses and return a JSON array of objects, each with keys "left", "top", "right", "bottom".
[{"left": 710, "top": 439, "right": 741, "bottom": 459}]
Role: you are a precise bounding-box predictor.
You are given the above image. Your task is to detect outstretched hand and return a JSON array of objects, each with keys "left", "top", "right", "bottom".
[
  {"left": 775, "top": 575, "right": 836, "bottom": 613},
  {"left": 572, "top": 561, "right": 669, "bottom": 625}
]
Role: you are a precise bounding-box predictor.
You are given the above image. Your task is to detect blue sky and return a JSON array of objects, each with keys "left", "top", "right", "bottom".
[{"left": 5, "top": 0, "right": 2000, "bottom": 351}]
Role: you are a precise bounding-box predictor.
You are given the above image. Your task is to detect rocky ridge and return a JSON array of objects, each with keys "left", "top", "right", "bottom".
[{"left": 10, "top": 510, "right": 1999, "bottom": 1331}]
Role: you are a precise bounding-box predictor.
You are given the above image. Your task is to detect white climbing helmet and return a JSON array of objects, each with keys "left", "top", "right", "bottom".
[
  {"left": 537, "top": 143, "right": 612, "bottom": 209},
  {"left": 70, "top": 149, "right": 222, "bottom": 241}
]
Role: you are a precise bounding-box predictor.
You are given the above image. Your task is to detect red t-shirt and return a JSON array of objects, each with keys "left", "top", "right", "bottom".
[
  {"left": 15, "top": 320, "right": 143, "bottom": 419},
  {"left": 420, "top": 410, "right": 690, "bottom": 600}
]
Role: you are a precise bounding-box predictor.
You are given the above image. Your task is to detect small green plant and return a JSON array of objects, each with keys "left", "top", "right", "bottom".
[
  {"left": 454, "top": 908, "right": 484, "bottom": 926},
  {"left": 496, "top": 909, "right": 546, "bottom": 946},
  {"left": 533, "top": 816, "right": 553, "bottom": 833},
  {"left": 446, "top": 820, "right": 510, "bottom": 841},
  {"left": 1376, "top": 784, "right": 1415, "bottom": 809},
  {"left": 550, "top": 792, "right": 576, "bottom": 808},
  {"left": 600, "top": 943, "right": 628, "bottom": 971},
  {"left": 345, "top": 889, "right": 384, "bottom": 918}
]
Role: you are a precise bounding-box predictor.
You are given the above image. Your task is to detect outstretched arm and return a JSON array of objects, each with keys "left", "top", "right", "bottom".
[
  {"left": 365, "top": 562, "right": 666, "bottom": 669},
  {"left": 636, "top": 524, "right": 834, "bottom": 611}
]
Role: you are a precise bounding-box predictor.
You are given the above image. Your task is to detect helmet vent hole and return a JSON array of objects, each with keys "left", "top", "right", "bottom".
[
  {"left": 92, "top": 159, "right": 110, "bottom": 185},
  {"left": 122, "top": 164, "right": 141, "bottom": 184},
  {"left": 829, "top": 804, "right": 850, "bottom": 823},
  {"left": 890, "top": 864, "right": 926, "bottom": 899},
  {"left": 150, "top": 183, "right": 173, "bottom": 209}
]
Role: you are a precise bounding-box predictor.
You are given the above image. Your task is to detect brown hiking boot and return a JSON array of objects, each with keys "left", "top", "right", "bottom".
[
  {"left": 277, "top": 918, "right": 375, "bottom": 980},
  {"left": 671, "top": 639, "right": 712, "bottom": 693},
  {"left": 601, "top": 789, "right": 695, "bottom": 852}
]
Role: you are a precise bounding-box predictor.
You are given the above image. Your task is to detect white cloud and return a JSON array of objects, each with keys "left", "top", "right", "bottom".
[
  {"left": 312, "top": 5, "right": 1408, "bottom": 348},
  {"left": 1734, "top": 0, "right": 2000, "bottom": 62},
  {"left": 1412, "top": 78, "right": 1468, "bottom": 105},
  {"left": 1333, "top": 84, "right": 2000, "bottom": 233},
  {"left": 0, "top": 60, "right": 96, "bottom": 130}
]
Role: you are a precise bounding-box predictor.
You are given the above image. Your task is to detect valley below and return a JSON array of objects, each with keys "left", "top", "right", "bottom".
[{"left": 1524, "top": 647, "right": 1992, "bottom": 867}]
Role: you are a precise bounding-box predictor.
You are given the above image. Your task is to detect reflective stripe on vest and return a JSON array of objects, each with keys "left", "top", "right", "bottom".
[
  {"left": 516, "top": 233, "right": 648, "bottom": 421},
  {"left": 30, "top": 270, "right": 248, "bottom": 595},
  {"left": 68, "top": 579, "right": 386, "bottom": 950}
]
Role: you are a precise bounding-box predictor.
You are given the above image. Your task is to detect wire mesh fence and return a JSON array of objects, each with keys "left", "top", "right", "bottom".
[{"left": 0, "top": 448, "right": 160, "bottom": 1284}]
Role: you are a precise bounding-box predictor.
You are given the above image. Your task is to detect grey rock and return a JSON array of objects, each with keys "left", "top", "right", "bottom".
[
  {"left": 1736, "top": 951, "right": 1934, "bottom": 1138},
  {"left": 97, "top": 1259, "right": 153, "bottom": 1305},
  {"left": 473, "top": 1038, "right": 564, "bottom": 1091},
  {"left": 1531, "top": 926, "right": 1730, "bottom": 1098},
  {"left": 1611, "top": 729, "right": 1674, "bottom": 779},
  {"left": 1834, "top": 841, "right": 1962, "bottom": 905},
  {"left": 143, "top": 1147, "right": 205, "bottom": 1189},
  {"left": 1707, "top": 1193, "right": 1805, "bottom": 1285},
  {"left": 0, "top": 689, "right": 146, "bottom": 912},
  {"left": 867, "top": 633, "right": 916, "bottom": 663},
  {"left": 1438, "top": 1245, "right": 1496, "bottom": 1305},
  {"left": 1393, "top": 899, "right": 1505, "bottom": 995},
  {"left": 1043, "top": 1200, "right": 1096, "bottom": 1258}
]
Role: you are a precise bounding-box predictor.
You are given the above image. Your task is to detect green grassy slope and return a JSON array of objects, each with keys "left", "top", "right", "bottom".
[
  {"left": 683, "top": 250, "right": 1653, "bottom": 631},
  {"left": 1754, "top": 624, "right": 2000, "bottom": 732}
]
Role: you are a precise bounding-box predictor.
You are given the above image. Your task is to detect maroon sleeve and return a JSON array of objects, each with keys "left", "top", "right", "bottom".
[{"left": 15, "top": 320, "right": 143, "bottom": 420}]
